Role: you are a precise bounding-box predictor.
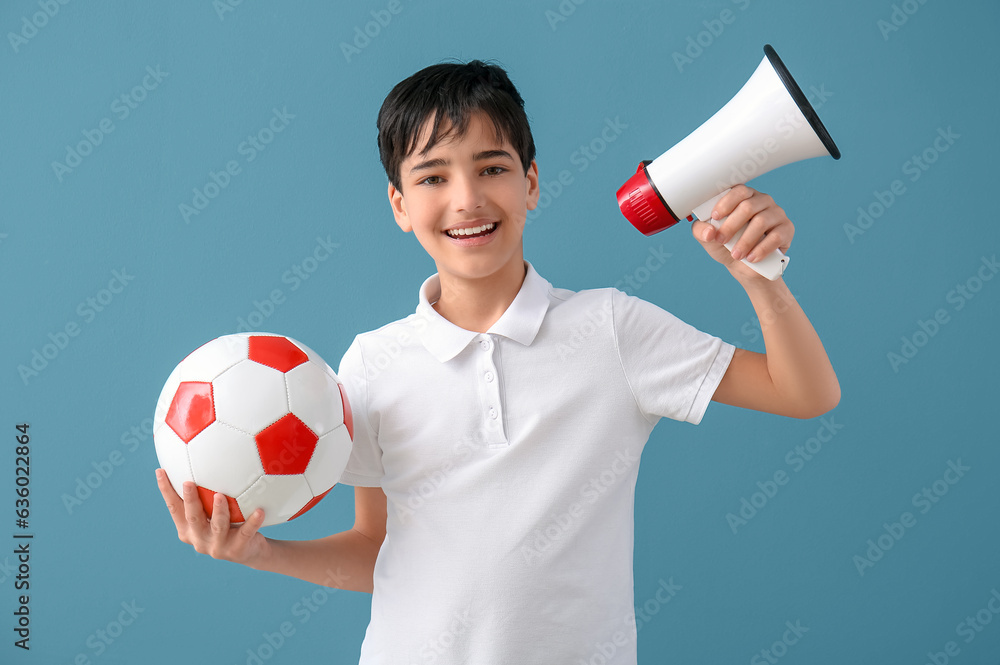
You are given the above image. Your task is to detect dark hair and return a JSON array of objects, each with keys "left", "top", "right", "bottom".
[{"left": 377, "top": 60, "right": 536, "bottom": 191}]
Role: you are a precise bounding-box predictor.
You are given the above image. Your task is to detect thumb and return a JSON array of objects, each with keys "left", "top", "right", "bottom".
[
  {"left": 238, "top": 508, "right": 267, "bottom": 542},
  {"left": 690, "top": 219, "right": 720, "bottom": 245}
]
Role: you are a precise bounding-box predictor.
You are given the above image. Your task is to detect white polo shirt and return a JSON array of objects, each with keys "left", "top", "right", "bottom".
[{"left": 337, "top": 263, "right": 734, "bottom": 665}]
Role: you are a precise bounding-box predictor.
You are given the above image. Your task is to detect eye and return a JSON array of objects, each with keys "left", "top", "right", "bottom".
[
  {"left": 418, "top": 175, "right": 444, "bottom": 186},
  {"left": 482, "top": 166, "right": 507, "bottom": 176}
]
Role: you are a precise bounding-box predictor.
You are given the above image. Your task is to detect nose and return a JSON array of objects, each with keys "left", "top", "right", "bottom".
[{"left": 451, "top": 172, "right": 484, "bottom": 212}]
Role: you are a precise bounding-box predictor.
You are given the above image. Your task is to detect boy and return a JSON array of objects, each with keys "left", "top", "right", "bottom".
[{"left": 157, "top": 60, "right": 839, "bottom": 663}]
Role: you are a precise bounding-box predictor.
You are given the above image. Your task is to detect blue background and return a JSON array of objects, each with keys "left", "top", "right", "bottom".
[{"left": 2, "top": 0, "right": 998, "bottom": 663}]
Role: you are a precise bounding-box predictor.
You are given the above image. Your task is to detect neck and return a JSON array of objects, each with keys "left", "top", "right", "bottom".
[{"left": 433, "top": 259, "right": 527, "bottom": 333}]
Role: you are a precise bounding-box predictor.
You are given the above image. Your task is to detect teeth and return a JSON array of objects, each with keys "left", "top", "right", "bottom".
[{"left": 447, "top": 223, "right": 495, "bottom": 238}]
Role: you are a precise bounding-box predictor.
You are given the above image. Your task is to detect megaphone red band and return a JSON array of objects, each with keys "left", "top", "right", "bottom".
[{"left": 616, "top": 162, "right": 681, "bottom": 236}]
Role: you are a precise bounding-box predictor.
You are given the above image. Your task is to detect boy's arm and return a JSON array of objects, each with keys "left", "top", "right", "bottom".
[
  {"left": 693, "top": 185, "right": 840, "bottom": 420},
  {"left": 156, "top": 469, "right": 386, "bottom": 593},
  {"left": 259, "top": 485, "right": 386, "bottom": 593}
]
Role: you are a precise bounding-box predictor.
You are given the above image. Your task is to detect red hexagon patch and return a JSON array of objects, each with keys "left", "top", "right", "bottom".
[
  {"left": 248, "top": 336, "right": 309, "bottom": 373},
  {"left": 196, "top": 486, "right": 246, "bottom": 522},
  {"left": 256, "top": 414, "right": 317, "bottom": 475},
  {"left": 165, "top": 381, "right": 215, "bottom": 443}
]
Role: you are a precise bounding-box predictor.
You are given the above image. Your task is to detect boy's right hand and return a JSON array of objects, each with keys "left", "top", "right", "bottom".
[{"left": 156, "top": 468, "right": 271, "bottom": 568}]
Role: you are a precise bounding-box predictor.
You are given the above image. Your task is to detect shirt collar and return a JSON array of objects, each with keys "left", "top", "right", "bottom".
[{"left": 415, "top": 262, "right": 552, "bottom": 363}]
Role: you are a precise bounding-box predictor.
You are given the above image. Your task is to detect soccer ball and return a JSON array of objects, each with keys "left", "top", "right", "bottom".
[{"left": 153, "top": 333, "right": 354, "bottom": 527}]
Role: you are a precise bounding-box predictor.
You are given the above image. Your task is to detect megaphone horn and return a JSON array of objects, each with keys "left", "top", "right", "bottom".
[{"left": 617, "top": 44, "right": 840, "bottom": 280}]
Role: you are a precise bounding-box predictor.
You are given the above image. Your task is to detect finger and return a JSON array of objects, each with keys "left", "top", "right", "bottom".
[
  {"left": 691, "top": 219, "right": 720, "bottom": 245},
  {"left": 155, "top": 467, "right": 180, "bottom": 502},
  {"left": 746, "top": 222, "right": 794, "bottom": 262},
  {"left": 729, "top": 212, "right": 780, "bottom": 261},
  {"left": 711, "top": 184, "right": 758, "bottom": 221},
  {"left": 237, "top": 508, "right": 266, "bottom": 544},
  {"left": 156, "top": 469, "right": 188, "bottom": 528},
  {"left": 181, "top": 481, "right": 209, "bottom": 528},
  {"left": 717, "top": 195, "right": 772, "bottom": 244},
  {"left": 209, "top": 492, "right": 230, "bottom": 536}
]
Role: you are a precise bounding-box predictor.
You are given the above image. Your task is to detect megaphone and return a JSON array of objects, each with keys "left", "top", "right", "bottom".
[{"left": 616, "top": 44, "right": 840, "bottom": 280}]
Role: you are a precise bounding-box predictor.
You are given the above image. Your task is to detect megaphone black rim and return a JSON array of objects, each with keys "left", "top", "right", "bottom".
[{"left": 763, "top": 44, "right": 841, "bottom": 160}]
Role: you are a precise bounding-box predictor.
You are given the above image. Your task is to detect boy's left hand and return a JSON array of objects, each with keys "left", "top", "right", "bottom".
[{"left": 690, "top": 185, "right": 794, "bottom": 278}]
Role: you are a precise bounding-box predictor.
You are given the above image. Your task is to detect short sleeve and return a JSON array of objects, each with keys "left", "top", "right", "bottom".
[
  {"left": 336, "top": 337, "right": 384, "bottom": 487},
  {"left": 613, "top": 289, "right": 735, "bottom": 425}
]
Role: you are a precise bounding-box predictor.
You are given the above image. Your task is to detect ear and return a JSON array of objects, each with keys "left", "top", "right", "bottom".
[
  {"left": 388, "top": 182, "right": 412, "bottom": 232},
  {"left": 525, "top": 160, "right": 540, "bottom": 211}
]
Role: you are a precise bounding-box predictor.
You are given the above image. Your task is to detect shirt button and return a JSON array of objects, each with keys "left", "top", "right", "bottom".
[
  {"left": 480, "top": 340, "right": 491, "bottom": 351},
  {"left": 484, "top": 371, "right": 494, "bottom": 383},
  {"left": 489, "top": 408, "right": 498, "bottom": 419}
]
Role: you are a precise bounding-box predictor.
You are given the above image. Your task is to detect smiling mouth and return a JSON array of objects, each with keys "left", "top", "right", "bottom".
[{"left": 445, "top": 222, "right": 497, "bottom": 239}]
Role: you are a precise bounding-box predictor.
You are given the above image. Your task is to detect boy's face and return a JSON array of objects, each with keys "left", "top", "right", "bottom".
[{"left": 388, "top": 112, "right": 539, "bottom": 285}]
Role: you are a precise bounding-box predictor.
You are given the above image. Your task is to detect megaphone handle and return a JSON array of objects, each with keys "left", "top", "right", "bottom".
[{"left": 691, "top": 191, "right": 789, "bottom": 281}]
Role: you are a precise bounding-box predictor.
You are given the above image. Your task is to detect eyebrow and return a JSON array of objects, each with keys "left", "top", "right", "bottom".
[{"left": 408, "top": 149, "right": 515, "bottom": 175}]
